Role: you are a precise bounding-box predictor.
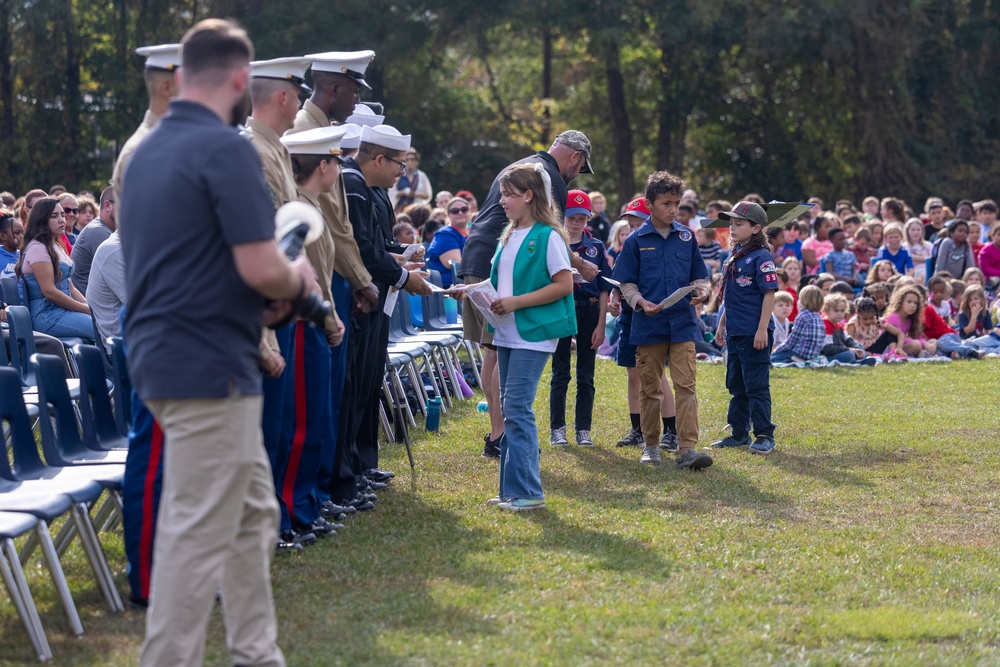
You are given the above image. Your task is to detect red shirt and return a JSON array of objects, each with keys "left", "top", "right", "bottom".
[
  {"left": 922, "top": 305, "right": 955, "bottom": 339},
  {"left": 787, "top": 286, "right": 799, "bottom": 321}
]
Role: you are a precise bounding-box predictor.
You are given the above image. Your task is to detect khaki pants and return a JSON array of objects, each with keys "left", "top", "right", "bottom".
[
  {"left": 461, "top": 274, "right": 495, "bottom": 346},
  {"left": 141, "top": 395, "right": 284, "bottom": 667},
  {"left": 635, "top": 342, "right": 699, "bottom": 450}
]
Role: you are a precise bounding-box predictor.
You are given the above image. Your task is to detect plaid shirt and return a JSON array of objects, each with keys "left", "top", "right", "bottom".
[{"left": 772, "top": 309, "right": 825, "bottom": 359}]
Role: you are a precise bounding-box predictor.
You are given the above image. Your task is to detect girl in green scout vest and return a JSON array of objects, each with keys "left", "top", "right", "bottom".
[{"left": 480, "top": 163, "right": 576, "bottom": 511}]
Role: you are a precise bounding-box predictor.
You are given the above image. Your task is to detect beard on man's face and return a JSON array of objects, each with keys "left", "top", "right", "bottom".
[{"left": 229, "top": 91, "right": 251, "bottom": 127}]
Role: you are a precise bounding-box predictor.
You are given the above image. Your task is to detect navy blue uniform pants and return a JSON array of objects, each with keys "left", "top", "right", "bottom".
[
  {"left": 318, "top": 272, "right": 352, "bottom": 504},
  {"left": 725, "top": 332, "right": 775, "bottom": 440},
  {"left": 262, "top": 323, "right": 295, "bottom": 531},
  {"left": 550, "top": 303, "right": 600, "bottom": 431},
  {"left": 122, "top": 392, "right": 164, "bottom": 604},
  {"left": 280, "top": 321, "right": 332, "bottom": 526}
]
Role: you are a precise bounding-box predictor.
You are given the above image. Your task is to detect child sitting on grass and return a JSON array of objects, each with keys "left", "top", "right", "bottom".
[
  {"left": 772, "top": 290, "right": 794, "bottom": 347},
  {"left": 884, "top": 284, "right": 935, "bottom": 357},
  {"left": 862, "top": 282, "right": 890, "bottom": 317},
  {"left": 957, "top": 285, "right": 996, "bottom": 343},
  {"left": 868, "top": 259, "right": 899, "bottom": 286},
  {"left": 927, "top": 274, "right": 954, "bottom": 323},
  {"left": 771, "top": 285, "right": 825, "bottom": 364},
  {"left": 846, "top": 297, "right": 883, "bottom": 352},
  {"left": 819, "top": 293, "right": 866, "bottom": 363}
]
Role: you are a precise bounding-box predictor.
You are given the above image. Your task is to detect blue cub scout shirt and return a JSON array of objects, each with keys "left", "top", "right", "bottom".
[
  {"left": 570, "top": 230, "right": 611, "bottom": 301},
  {"left": 611, "top": 218, "right": 709, "bottom": 345},
  {"left": 723, "top": 245, "right": 779, "bottom": 337}
]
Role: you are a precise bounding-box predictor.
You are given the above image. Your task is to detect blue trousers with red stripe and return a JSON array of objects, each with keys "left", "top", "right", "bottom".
[
  {"left": 122, "top": 392, "right": 164, "bottom": 604},
  {"left": 262, "top": 323, "right": 295, "bottom": 531},
  {"left": 318, "top": 272, "right": 352, "bottom": 504},
  {"left": 279, "top": 321, "right": 332, "bottom": 526}
]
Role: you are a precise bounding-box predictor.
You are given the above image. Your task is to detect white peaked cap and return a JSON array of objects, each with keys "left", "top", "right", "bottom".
[
  {"left": 360, "top": 124, "right": 411, "bottom": 152},
  {"left": 306, "top": 50, "right": 375, "bottom": 90},
  {"left": 136, "top": 43, "right": 182, "bottom": 71},
  {"left": 249, "top": 56, "right": 313, "bottom": 92},
  {"left": 339, "top": 123, "right": 363, "bottom": 150},
  {"left": 345, "top": 103, "right": 384, "bottom": 126},
  {"left": 281, "top": 126, "right": 349, "bottom": 157}
]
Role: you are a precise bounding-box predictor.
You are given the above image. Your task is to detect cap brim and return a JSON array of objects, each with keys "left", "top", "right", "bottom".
[
  {"left": 580, "top": 156, "right": 594, "bottom": 174},
  {"left": 565, "top": 207, "right": 591, "bottom": 218},
  {"left": 357, "top": 77, "right": 372, "bottom": 90}
]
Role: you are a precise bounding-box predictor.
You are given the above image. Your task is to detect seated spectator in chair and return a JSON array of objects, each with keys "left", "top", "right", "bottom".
[
  {"left": 70, "top": 187, "right": 117, "bottom": 295},
  {"left": 771, "top": 285, "right": 825, "bottom": 363},
  {"left": 392, "top": 220, "right": 416, "bottom": 245},
  {"left": 86, "top": 231, "right": 125, "bottom": 352},
  {"left": 0, "top": 210, "right": 23, "bottom": 280},
  {"left": 15, "top": 197, "right": 94, "bottom": 342},
  {"left": 426, "top": 196, "right": 471, "bottom": 288}
]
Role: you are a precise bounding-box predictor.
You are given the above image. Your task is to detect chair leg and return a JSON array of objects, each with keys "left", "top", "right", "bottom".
[
  {"left": 72, "top": 503, "right": 124, "bottom": 613},
  {"left": 2, "top": 538, "right": 52, "bottom": 660},
  {"left": 427, "top": 349, "right": 453, "bottom": 409},
  {"left": 377, "top": 399, "right": 393, "bottom": 443},
  {"left": 462, "top": 340, "right": 484, "bottom": 391},
  {"left": 35, "top": 520, "right": 84, "bottom": 636},
  {"left": 395, "top": 365, "right": 416, "bottom": 427}
]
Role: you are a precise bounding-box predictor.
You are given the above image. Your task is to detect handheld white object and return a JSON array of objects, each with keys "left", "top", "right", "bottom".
[{"left": 275, "top": 201, "right": 324, "bottom": 245}]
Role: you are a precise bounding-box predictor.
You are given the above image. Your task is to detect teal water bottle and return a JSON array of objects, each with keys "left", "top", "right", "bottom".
[{"left": 425, "top": 397, "right": 442, "bottom": 432}]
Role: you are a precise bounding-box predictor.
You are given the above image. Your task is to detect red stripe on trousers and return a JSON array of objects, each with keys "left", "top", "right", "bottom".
[
  {"left": 281, "top": 322, "right": 308, "bottom": 523},
  {"left": 139, "top": 421, "right": 164, "bottom": 599}
]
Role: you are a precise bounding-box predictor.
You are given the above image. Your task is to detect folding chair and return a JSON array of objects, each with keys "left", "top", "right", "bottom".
[
  {"left": 0, "top": 511, "right": 50, "bottom": 661},
  {"left": 0, "top": 276, "right": 22, "bottom": 306},
  {"left": 107, "top": 337, "right": 132, "bottom": 437},
  {"left": 71, "top": 345, "right": 127, "bottom": 451},
  {"left": 5, "top": 306, "right": 80, "bottom": 394}
]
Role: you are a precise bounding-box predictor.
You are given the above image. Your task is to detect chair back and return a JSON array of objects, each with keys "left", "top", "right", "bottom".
[
  {"left": 397, "top": 294, "right": 421, "bottom": 336},
  {"left": 0, "top": 276, "right": 22, "bottom": 306},
  {"left": 5, "top": 305, "right": 37, "bottom": 386},
  {"left": 0, "top": 366, "right": 48, "bottom": 481},
  {"left": 108, "top": 337, "right": 132, "bottom": 435},
  {"left": 30, "top": 353, "right": 91, "bottom": 466},
  {"left": 72, "top": 344, "right": 126, "bottom": 449}
]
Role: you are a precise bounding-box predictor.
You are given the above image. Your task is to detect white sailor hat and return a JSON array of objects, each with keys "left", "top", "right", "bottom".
[
  {"left": 360, "top": 124, "right": 410, "bottom": 152},
  {"left": 280, "top": 126, "right": 348, "bottom": 159},
  {"left": 339, "top": 123, "right": 363, "bottom": 150},
  {"left": 306, "top": 50, "right": 375, "bottom": 90},
  {"left": 345, "top": 103, "right": 384, "bottom": 126},
  {"left": 136, "top": 44, "right": 182, "bottom": 72},
  {"left": 249, "top": 56, "right": 313, "bottom": 93}
]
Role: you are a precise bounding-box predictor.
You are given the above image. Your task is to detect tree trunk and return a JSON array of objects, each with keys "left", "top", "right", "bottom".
[
  {"left": 603, "top": 38, "right": 635, "bottom": 210},
  {"left": 0, "top": 0, "right": 15, "bottom": 183},
  {"left": 62, "top": 0, "right": 81, "bottom": 184},
  {"left": 540, "top": 26, "right": 552, "bottom": 146},
  {"left": 654, "top": 38, "right": 688, "bottom": 173}
]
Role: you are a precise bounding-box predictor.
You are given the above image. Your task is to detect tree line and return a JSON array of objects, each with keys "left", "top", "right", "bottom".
[{"left": 1, "top": 0, "right": 996, "bottom": 213}]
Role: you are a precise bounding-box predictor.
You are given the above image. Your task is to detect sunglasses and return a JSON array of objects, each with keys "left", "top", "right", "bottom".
[
  {"left": 63, "top": 207, "right": 79, "bottom": 214},
  {"left": 449, "top": 206, "right": 470, "bottom": 214}
]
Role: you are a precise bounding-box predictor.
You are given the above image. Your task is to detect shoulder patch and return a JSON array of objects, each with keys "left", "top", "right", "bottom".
[
  {"left": 760, "top": 260, "right": 776, "bottom": 273},
  {"left": 679, "top": 230, "right": 692, "bottom": 242},
  {"left": 586, "top": 245, "right": 598, "bottom": 257}
]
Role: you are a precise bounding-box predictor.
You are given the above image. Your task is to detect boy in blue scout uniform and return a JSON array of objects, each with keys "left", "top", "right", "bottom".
[
  {"left": 549, "top": 190, "right": 611, "bottom": 447},
  {"left": 611, "top": 170, "right": 714, "bottom": 469},
  {"left": 710, "top": 201, "right": 779, "bottom": 454}
]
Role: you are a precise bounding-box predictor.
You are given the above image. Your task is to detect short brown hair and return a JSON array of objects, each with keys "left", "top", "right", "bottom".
[
  {"left": 644, "top": 170, "right": 684, "bottom": 204},
  {"left": 798, "top": 285, "right": 824, "bottom": 312},
  {"left": 181, "top": 18, "right": 253, "bottom": 82}
]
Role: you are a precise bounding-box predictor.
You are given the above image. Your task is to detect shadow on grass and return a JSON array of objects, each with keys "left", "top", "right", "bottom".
[{"left": 761, "top": 446, "right": 912, "bottom": 488}]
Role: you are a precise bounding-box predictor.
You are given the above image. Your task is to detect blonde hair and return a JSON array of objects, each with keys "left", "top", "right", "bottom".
[
  {"left": 608, "top": 219, "right": 630, "bottom": 252},
  {"left": 882, "top": 221, "right": 905, "bottom": 241},
  {"left": 962, "top": 267, "right": 986, "bottom": 286},
  {"left": 871, "top": 259, "right": 898, "bottom": 281},
  {"left": 821, "top": 293, "right": 849, "bottom": 313},
  {"left": 774, "top": 290, "right": 794, "bottom": 306},
  {"left": 887, "top": 284, "right": 925, "bottom": 339},
  {"left": 798, "top": 285, "right": 824, "bottom": 312},
  {"left": 498, "top": 164, "right": 567, "bottom": 245}
]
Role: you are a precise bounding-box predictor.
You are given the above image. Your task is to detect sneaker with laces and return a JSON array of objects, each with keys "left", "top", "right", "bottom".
[
  {"left": 486, "top": 495, "right": 510, "bottom": 506},
  {"left": 550, "top": 427, "right": 568, "bottom": 446},
  {"left": 616, "top": 427, "right": 643, "bottom": 448},
  {"left": 710, "top": 434, "right": 751, "bottom": 448},
  {"left": 640, "top": 445, "right": 662, "bottom": 465},
  {"left": 576, "top": 430, "right": 595, "bottom": 446},
  {"left": 498, "top": 498, "right": 546, "bottom": 511},
  {"left": 749, "top": 435, "right": 776, "bottom": 455},
  {"left": 659, "top": 430, "right": 679, "bottom": 452},
  {"left": 675, "top": 448, "right": 713, "bottom": 470},
  {"left": 482, "top": 433, "right": 501, "bottom": 459}
]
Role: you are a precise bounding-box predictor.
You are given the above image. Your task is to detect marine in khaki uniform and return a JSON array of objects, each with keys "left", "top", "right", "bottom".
[
  {"left": 291, "top": 51, "right": 379, "bottom": 312},
  {"left": 111, "top": 43, "right": 181, "bottom": 239}
]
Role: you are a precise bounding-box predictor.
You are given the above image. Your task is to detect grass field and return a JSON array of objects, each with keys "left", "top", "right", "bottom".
[{"left": 2, "top": 359, "right": 1000, "bottom": 666}]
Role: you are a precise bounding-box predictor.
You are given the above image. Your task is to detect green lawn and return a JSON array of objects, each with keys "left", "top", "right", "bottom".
[{"left": 3, "top": 360, "right": 1000, "bottom": 666}]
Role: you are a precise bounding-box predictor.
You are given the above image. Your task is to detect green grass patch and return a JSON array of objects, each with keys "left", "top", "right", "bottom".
[{"left": 3, "top": 360, "right": 1000, "bottom": 666}]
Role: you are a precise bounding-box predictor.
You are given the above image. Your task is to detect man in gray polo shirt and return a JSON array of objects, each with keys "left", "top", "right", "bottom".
[
  {"left": 70, "top": 186, "right": 116, "bottom": 294},
  {"left": 121, "top": 19, "right": 318, "bottom": 667},
  {"left": 85, "top": 230, "right": 124, "bottom": 351}
]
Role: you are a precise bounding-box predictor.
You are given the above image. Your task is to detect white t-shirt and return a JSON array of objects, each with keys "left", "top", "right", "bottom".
[{"left": 492, "top": 227, "right": 572, "bottom": 353}]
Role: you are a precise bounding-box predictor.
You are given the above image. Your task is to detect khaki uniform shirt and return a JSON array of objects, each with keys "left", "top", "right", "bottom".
[
  {"left": 111, "top": 109, "right": 161, "bottom": 241},
  {"left": 287, "top": 100, "right": 371, "bottom": 290},
  {"left": 299, "top": 189, "right": 343, "bottom": 339}
]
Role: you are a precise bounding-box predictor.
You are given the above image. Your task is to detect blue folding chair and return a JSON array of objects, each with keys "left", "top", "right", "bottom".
[
  {"left": 0, "top": 276, "right": 21, "bottom": 306},
  {"left": 107, "top": 337, "right": 132, "bottom": 436},
  {"left": 0, "top": 511, "right": 50, "bottom": 661},
  {"left": 72, "top": 344, "right": 128, "bottom": 451}
]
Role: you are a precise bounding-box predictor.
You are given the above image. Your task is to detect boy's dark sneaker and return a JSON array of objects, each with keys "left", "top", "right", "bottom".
[
  {"left": 659, "top": 431, "right": 679, "bottom": 452},
  {"left": 675, "top": 449, "right": 713, "bottom": 470},
  {"left": 482, "top": 433, "right": 501, "bottom": 459},
  {"left": 749, "top": 436, "right": 776, "bottom": 455},
  {"left": 710, "top": 434, "right": 751, "bottom": 448},
  {"left": 616, "top": 427, "right": 643, "bottom": 448}
]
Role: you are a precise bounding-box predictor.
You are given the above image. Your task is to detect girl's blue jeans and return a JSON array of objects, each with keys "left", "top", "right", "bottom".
[{"left": 496, "top": 346, "right": 549, "bottom": 501}]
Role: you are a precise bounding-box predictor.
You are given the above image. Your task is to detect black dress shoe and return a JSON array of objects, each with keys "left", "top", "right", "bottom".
[
  {"left": 296, "top": 519, "right": 336, "bottom": 538},
  {"left": 320, "top": 501, "right": 350, "bottom": 519},
  {"left": 332, "top": 500, "right": 358, "bottom": 515},
  {"left": 280, "top": 529, "right": 317, "bottom": 547},
  {"left": 350, "top": 499, "right": 375, "bottom": 511},
  {"left": 368, "top": 480, "right": 388, "bottom": 490},
  {"left": 366, "top": 468, "right": 394, "bottom": 482},
  {"left": 275, "top": 535, "right": 305, "bottom": 554},
  {"left": 129, "top": 595, "right": 149, "bottom": 610}
]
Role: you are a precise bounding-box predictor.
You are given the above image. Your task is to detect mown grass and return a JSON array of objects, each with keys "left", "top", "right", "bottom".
[{"left": 2, "top": 360, "right": 1000, "bottom": 666}]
